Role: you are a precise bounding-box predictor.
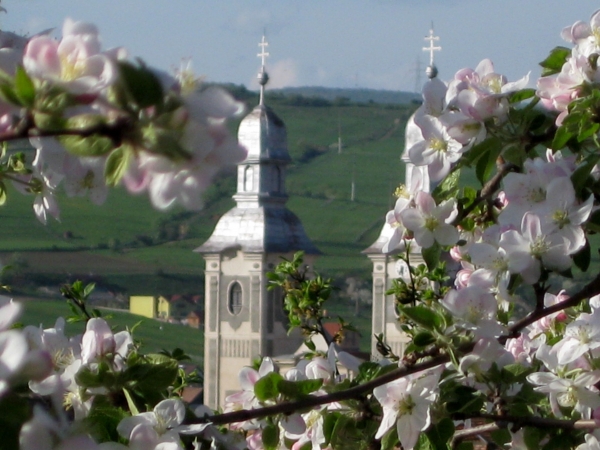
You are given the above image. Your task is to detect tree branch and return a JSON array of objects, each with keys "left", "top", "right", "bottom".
[
  {"left": 0, "top": 118, "right": 132, "bottom": 146},
  {"left": 451, "top": 162, "right": 517, "bottom": 226},
  {"left": 502, "top": 270, "right": 600, "bottom": 342},
  {"left": 193, "top": 344, "right": 474, "bottom": 426},
  {"left": 452, "top": 414, "right": 597, "bottom": 445}
]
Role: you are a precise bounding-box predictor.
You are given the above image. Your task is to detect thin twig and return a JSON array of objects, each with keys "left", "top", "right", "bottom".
[{"left": 193, "top": 345, "right": 472, "bottom": 426}]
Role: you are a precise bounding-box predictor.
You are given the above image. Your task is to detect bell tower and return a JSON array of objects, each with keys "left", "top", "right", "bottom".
[
  {"left": 196, "top": 36, "right": 319, "bottom": 409},
  {"left": 364, "top": 24, "right": 441, "bottom": 360}
]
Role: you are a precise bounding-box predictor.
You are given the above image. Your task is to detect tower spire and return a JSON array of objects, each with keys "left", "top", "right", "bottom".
[
  {"left": 257, "top": 34, "right": 270, "bottom": 105},
  {"left": 423, "top": 22, "right": 441, "bottom": 79}
]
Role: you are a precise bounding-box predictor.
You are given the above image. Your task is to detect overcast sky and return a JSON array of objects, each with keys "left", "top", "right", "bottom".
[{"left": 3, "top": 1, "right": 599, "bottom": 92}]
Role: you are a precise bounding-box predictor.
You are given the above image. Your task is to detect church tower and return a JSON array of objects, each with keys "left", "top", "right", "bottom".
[
  {"left": 196, "top": 36, "right": 319, "bottom": 409},
  {"left": 363, "top": 25, "right": 441, "bottom": 360}
]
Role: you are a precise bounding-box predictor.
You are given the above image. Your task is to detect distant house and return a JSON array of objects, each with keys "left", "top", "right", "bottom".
[
  {"left": 129, "top": 295, "right": 171, "bottom": 320},
  {"left": 186, "top": 310, "right": 203, "bottom": 329}
]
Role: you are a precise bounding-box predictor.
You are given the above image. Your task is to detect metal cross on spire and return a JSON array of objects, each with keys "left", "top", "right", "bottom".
[
  {"left": 257, "top": 34, "right": 270, "bottom": 105},
  {"left": 258, "top": 35, "right": 269, "bottom": 67},
  {"left": 423, "top": 22, "right": 441, "bottom": 66}
]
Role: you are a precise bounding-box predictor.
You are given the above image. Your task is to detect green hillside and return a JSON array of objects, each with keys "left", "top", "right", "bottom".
[{"left": 0, "top": 93, "right": 416, "bottom": 295}]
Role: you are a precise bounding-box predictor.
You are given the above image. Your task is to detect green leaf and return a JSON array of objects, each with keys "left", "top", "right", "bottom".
[
  {"left": 14, "top": 66, "right": 35, "bottom": 106},
  {"left": 304, "top": 339, "right": 316, "bottom": 352},
  {"left": 539, "top": 46, "right": 570, "bottom": 76},
  {"left": 85, "top": 396, "right": 129, "bottom": 443},
  {"left": 381, "top": 425, "right": 400, "bottom": 450},
  {"left": 399, "top": 305, "right": 443, "bottom": 331},
  {"left": 253, "top": 372, "right": 283, "bottom": 402},
  {"left": 0, "top": 181, "right": 7, "bottom": 206},
  {"left": 413, "top": 331, "right": 436, "bottom": 347},
  {"left": 60, "top": 134, "right": 114, "bottom": 157},
  {"left": 573, "top": 239, "right": 591, "bottom": 272},
  {"left": 262, "top": 424, "right": 279, "bottom": 450},
  {"left": 104, "top": 145, "right": 131, "bottom": 186},
  {"left": 508, "top": 88, "right": 536, "bottom": 104},
  {"left": 0, "top": 392, "right": 32, "bottom": 450},
  {"left": 571, "top": 153, "right": 600, "bottom": 191},
  {"left": 76, "top": 365, "right": 106, "bottom": 388},
  {"left": 461, "top": 136, "right": 501, "bottom": 167},
  {"left": 422, "top": 241, "right": 441, "bottom": 271},
  {"left": 551, "top": 125, "right": 573, "bottom": 150},
  {"left": 524, "top": 426, "right": 544, "bottom": 450},
  {"left": 0, "top": 83, "right": 22, "bottom": 106},
  {"left": 490, "top": 428, "right": 511, "bottom": 446},
  {"left": 118, "top": 61, "right": 164, "bottom": 109},
  {"left": 432, "top": 169, "right": 460, "bottom": 202},
  {"left": 578, "top": 121, "right": 599, "bottom": 142},
  {"left": 454, "top": 443, "right": 474, "bottom": 450},
  {"left": 476, "top": 140, "right": 502, "bottom": 184},
  {"left": 425, "top": 418, "right": 454, "bottom": 450},
  {"left": 122, "top": 387, "right": 140, "bottom": 416},
  {"left": 124, "top": 360, "right": 179, "bottom": 395},
  {"left": 278, "top": 378, "right": 323, "bottom": 399},
  {"left": 502, "top": 143, "right": 526, "bottom": 167}
]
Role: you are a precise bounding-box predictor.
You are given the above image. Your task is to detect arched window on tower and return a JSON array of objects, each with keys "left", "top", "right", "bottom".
[
  {"left": 244, "top": 166, "right": 254, "bottom": 192},
  {"left": 228, "top": 282, "right": 243, "bottom": 315}
]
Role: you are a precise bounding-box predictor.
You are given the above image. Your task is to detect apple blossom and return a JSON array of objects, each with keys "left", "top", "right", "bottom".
[
  {"left": 400, "top": 190, "right": 459, "bottom": 248},
  {"left": 373, "top": 369, "right": 441, "bottom": 450},
  {"left": 408, "top": 114, "right": 464, "bottom": 182}
]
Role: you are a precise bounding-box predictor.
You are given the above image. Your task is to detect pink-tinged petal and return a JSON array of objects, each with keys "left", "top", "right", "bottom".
[
  {"left": 469, "top": 243, "right": 498, "bottom": 267},
  {"left": 542, "top": 244, "right": 572, "bottom": 271},
  {"left": 522, "top": 213, "right": 542, "bottom": 241},
  {"left": 23, "top": 36, "right": 61, "bottom": 77},
  {"left": 117, "top": 414, "right": 157, "bottom": 440},
  {"left": 258, "top": 357, "right": 275, "bottom": 377},
  {"left": 0, "top": 330, "right": 28, "bottom": 375},
  {"left": 427, "top": 154, "right": 451, "bottom": 182},
  {"left": 80, "top": 318, "right": 115, "bottom": 365},
  {"left": 238, "top": 367, "right": 260, "bottom": 391},
  {"left": 571, "top": 195, "right": 594, "bottom": 225},
  {"left": 128, "top": 423, "right": 160, "bottom": 450},
  {"left": 0, "top": 299, "right": 21, "bottom": 331},
  {"left": 413, "top": 228, "right": 435, "bottom": 249},
  {"left": 571, "top": 20, "right": 592, "bottom": 41},
  {"left": 574, "top": 370, "right": 600, "bottom": 387},
  {"left": 281, "top": 413, "right": 307, "bottom": 435},
  {"left": 394, "top": 197, "right": 410, "bottom": 216},
  {"left": 154, "top": 398, "right": 185, "bottom": 428},
  {"left": 415, "top": 191, "right": 436, "bottom": 215},
  {"left": 407, "top": 140, "right": 429, "bottom": 166},
  {"left": 374, "top": 405, "right": 398, "bottom": 439},
  {"left": 475, "top": 59, "right": 494, "bottom": 77},
  {"left": 436, "top": 199, "right": 458, "bottom": 223},
  {"left": 399, "top": 208, "right": 425, "bottom": 231},
  {"left": 189, "top": 86, "right": 245, "bottom": 120},
  {"left": 556, "top": 338, "right": 587, "bottom": 365},
  {"left": 396, "top": 413, "right": 421, "bottom": 450},
  {"left": 433, "top": 224, "right": 459, "bottom": 246}
]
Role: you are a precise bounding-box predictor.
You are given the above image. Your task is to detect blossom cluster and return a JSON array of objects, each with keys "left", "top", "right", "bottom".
[{"left": 0, "top": 18, "right": 246, "bottom": 223}]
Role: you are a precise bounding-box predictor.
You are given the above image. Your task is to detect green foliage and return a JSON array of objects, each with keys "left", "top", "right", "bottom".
[
  {"left": 539, "top": 46, "right": 571, "bottom": 76},
  {"left": 117, "top": 61, "right": 164, "bottom": 109}
]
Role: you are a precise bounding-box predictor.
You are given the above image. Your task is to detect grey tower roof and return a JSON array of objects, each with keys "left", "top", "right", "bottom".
[{"left": 195, "top": 88, "right": 319, "bottom": 255}]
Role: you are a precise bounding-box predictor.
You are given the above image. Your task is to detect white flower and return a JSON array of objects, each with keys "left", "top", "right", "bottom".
[
  {"left": 400, "top": 191, "right": 459, "bottom": 249},
  {"left": 408, "top": 115, "right": 464, "bottom": 182},
  {"left": 373, "top": 369, "right": 440, "bottom": 450},
  {"left": 499, "top": 212, "right": 571, "bottom": 284}
]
